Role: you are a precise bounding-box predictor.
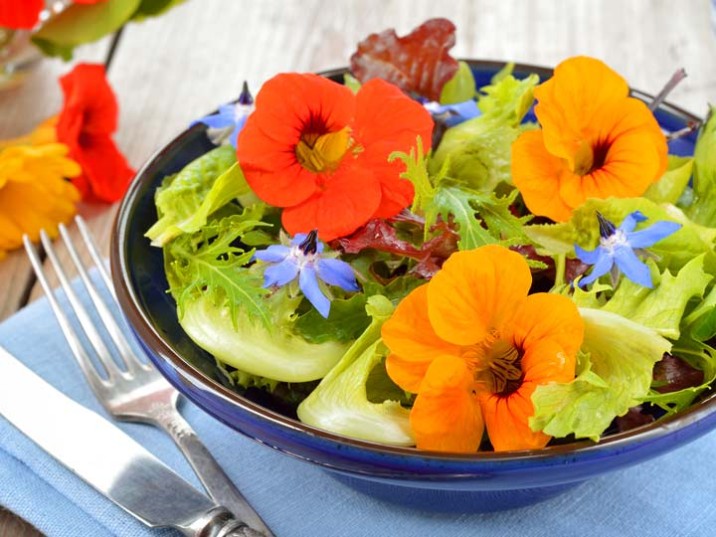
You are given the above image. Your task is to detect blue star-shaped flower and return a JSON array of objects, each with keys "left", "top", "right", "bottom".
[
  {"left": 423, "top": 99, "right": 480, "bottom": 127},
  {"left": 575, "top": 211, "right": 681, "bottom": 288},
  {"left": 253, "top": 231, "right": 359, "bottom": 318},
  {"left": 191, "top": 81, "right": 254, "bottom": 148}
]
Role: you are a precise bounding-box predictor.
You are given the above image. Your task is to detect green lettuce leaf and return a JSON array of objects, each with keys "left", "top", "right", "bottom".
[
  {"left": 32, "top": 0, "right": 141, "bottom": 60},
  {"left": 530, "top": 308, "right": 671, "bottom": 441},
  {"left": 687, "top": 107, "right": 716, "bottom": 226},
  {"left": 297, "top": 296, "right": 414, "bottom": 446},
  {"left": 427, "top": 186, "right": 534, "bottom": 250},
  {"left": 146, "top": 145, "right": 239, "bottom": 246},
  {"left": 293, "top": 294, "right": 371, "bottom": 344},
  {"left": 132, "top": 0, "right": 186, "bottom": 20},
  {"left": 439, "top": 61, "right": 476, "bottom": 104},
  {"left": 643, "top": 155, "right": 693, "bottom": 205},
  {"left": 428, "top": 72, "right": 539, "bottom": 192},
  {"left": 601, "top": 255, "right": 711, "bottom": 340},
  {"left": 166, "top": 213, "right": 271, "bottom": 327}
]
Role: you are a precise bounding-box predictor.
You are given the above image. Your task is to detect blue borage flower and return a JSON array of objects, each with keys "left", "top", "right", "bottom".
[
  {"left": 423, "top": 99, "right": 480, "bottom": 127},
  {"left": 192, "top": 81, "right": 254, "bottom": 148},
  {"left": 254, "top": 231, "right": 360, "bottom": 318},
  {"left": 575, "top": 211, "right": 681, "bottom": 288}
]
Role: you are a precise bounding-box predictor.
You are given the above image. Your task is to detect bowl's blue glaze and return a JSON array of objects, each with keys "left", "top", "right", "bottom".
[{"left": 111, "top": 61, "right": 713, "bottom": 513}]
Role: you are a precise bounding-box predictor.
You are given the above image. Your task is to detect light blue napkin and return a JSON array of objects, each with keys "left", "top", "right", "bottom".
[{"left": 1, "top": 276, "right": 716, "bottom": 537}]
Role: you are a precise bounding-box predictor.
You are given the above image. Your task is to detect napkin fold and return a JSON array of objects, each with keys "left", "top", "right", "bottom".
[{"left": 1, "top": 276, "right": 716, "bottom": 537}]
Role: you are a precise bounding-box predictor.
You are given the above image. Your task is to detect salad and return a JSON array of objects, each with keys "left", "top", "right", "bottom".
[{"left": 145, "top": 18, "right": 716, "bottom": 453}]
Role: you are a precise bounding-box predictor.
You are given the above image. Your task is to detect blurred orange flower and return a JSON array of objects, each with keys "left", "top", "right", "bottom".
[
  {"left": 0, "top": 143, "right": 80, "bottom": 258},
  {"left": 237, "top": 73, "right": 433, "bottom": 241},
  {"left": 512, "top": 56, "right": 668, "bottom": 222},
  {"left": 381, "top": 245, "right": 584, "bottom": 452},
  {"left": 56, "top": 63, "right": 134, "bottom": 203}
]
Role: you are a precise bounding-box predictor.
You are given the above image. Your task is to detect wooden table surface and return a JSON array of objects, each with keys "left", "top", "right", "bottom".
[{"left": 1, "top": 0, "right": 714, "bottom": 534}]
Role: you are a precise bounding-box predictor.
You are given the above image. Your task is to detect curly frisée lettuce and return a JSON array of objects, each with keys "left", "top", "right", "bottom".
[{"left": 297, "top": 296, "right": 413, "bottom": 445}]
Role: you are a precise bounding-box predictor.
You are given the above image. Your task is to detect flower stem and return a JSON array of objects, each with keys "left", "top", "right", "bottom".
[{"left": 649, "top": 68, "right": 687, "bottom": 112}]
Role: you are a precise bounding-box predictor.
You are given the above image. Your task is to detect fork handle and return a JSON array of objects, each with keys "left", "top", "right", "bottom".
[{"left": 151, "top": 406, "right": 274, "bottom": 537}]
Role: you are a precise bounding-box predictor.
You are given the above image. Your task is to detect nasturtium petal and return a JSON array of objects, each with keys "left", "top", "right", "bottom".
[
  {"left": 509, "top": 293, "right": 584, "bottom": 362},
  {"left": 427, "top": 246, "right": 532, "bottom": 345},
  {"left": 479, "top": 390, "right": 550, "bottom": 451},
  {"left": 381, "top": 285, "right": 460, "bottom": 365},
  {"left": 410, "top": 355, "right": 484, "bottom": 452}
]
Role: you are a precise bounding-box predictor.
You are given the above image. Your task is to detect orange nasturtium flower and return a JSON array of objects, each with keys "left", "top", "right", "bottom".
[
  {"left": 0, "top": 143, "right": 80, "bottom": 258},
  {"left": 511, "top": 56, "right": 668, "bottom": 222},
  {"left": 381, "top": 245, "right": 584, "bottom": 452},
  {"left": 237, "top": 73, "right": 433, "bottom": 241}
]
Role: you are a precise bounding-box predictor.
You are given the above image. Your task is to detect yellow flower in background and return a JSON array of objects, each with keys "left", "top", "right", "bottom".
[
  {"left": 0, "top": 143, "right": 81, "bottom": 259},
  {"left": 0, "top": 117, "right": 58, "bottom": 151}
]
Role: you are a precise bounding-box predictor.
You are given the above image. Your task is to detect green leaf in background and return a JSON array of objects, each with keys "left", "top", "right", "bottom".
[
  {"left": 530, "top": 308, "right": 671, "bottom": 441},
  {"left": 146, "top": 145, "right": 238, "bottom": 246},
  {"left": 297, "top": 296, "right": 414, "bottom": 446},
  {"left": 643, "top": 155, "right": 694, "bottom": 205},
  {"left": 132, "top": 0, "right": 186, "bottom": 21},
  {"left": 32, "top": 0, "right": 141, "bottom": 60},
  {"left": 429, "top": 72, "right": 539, "bottom": 192},
  {"left": 687, "top": 107, "right": 716, "bottom": 226},
  {"left": 439, "top": 61, "right": 476, "bottom": 104}
]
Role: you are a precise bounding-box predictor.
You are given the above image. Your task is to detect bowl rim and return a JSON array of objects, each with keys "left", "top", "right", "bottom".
[{"left": 111, "top": 59, "right": 715, "bottom": 465}]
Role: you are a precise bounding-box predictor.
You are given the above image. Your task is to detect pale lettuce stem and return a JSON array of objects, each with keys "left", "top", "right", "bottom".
[{"left": 554, "top": 253, "right": 566, "bottom": 287}]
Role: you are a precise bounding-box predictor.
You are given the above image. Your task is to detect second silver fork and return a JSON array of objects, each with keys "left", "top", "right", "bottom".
[{"left": 23, "top": 216, "right": 273, "bottom": 537}]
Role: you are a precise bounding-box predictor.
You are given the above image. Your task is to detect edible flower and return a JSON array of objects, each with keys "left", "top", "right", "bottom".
[
  {"left": 423, "top": 99, "right": 480, "bottom": 127},
  {"left": 56, "top": 63, "right": 135, "bottom": 203},
  {"left": 254, "top": 231, "right": 360, "bottom": 318},
  {"left": 0, "top": 143, "right": 80, "bottom": 258},
  {"left": 237, "top": 73, "right": 433, "bottom": 241},
  {"left": 511, "top": 56, "right": 668, "bottom": 222},
  {"left": 575, "top": 211, "right": 681, "bottom": 288},
  {"left": 381, "top": 245, "right": 584, "bottom": 452},
  {"left": 0, "top": 0, "right": 43, "bottom": 29},
  {"left": 193, "top": 81, "right": 254, "bottom": 148}
]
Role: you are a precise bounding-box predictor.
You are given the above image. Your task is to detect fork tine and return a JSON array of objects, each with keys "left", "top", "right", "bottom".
[
  {"left": 76, "top": 215, "right": 114, "bottom": 301},
  {"left": 23, "top": 235, "right": 112, "bottom": 391},
  {"left": 36, "top": 229, "right": 125, "bottom": 381},
  {"left": 58, "top": 222, "right": 147, "bottom": 374}
]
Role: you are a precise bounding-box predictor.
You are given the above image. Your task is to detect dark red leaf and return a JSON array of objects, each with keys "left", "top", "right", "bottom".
[
  {"left": 349, "top": 18, "right": 459, "bottom": 101},
  {"left": 653, "top": 354, "right": 705, "bottom": 393},
  {"left": 615, "top": 406, "right": 655, "bottom": 432},
  {"left": 336, "top": 219, "right": 421, "bottom": 257}
]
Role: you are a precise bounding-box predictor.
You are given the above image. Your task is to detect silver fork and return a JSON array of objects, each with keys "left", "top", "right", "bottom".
[{"left": 23, "top": 215, "right": 274, "bottom": 537}]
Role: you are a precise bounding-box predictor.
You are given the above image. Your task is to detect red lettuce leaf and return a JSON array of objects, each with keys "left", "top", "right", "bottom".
[{"left": 349, "top": 18, "right": 459, "bottom": 101}]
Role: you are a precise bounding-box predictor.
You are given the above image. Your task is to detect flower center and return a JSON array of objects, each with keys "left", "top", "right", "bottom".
[
  {"left": 295, "top": 126, "right": 351, "bottom": 174},
  {"left": 572, "top": 139, "right": 609, "bottom": 176},
  {"left": 467, "top": 333, "right": 525, "bottom": 397}
]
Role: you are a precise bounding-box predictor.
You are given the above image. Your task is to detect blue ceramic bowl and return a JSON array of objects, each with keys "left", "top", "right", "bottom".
[{"left": 110, "top": 61, "right": 715, "bottom": 513}]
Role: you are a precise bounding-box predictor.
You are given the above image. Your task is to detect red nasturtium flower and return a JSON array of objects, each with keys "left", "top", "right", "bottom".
[
  {"left": 0, "top": 0, "right": 108, "bottom": 29},
  {"left": 0, "top": 0, "right": 43, "bottom": 29},
  {"left": 511, "top": 56, "right": 668, "bottom": 222},
  {"left": 56, "top": 63, "right": 135, "bottom": 203},
  {"left": 237, "top": 73, "right": 433, "bottom": 241},
  {"left": 381, "top": 245, "right": 584, "bottom": 452}
]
